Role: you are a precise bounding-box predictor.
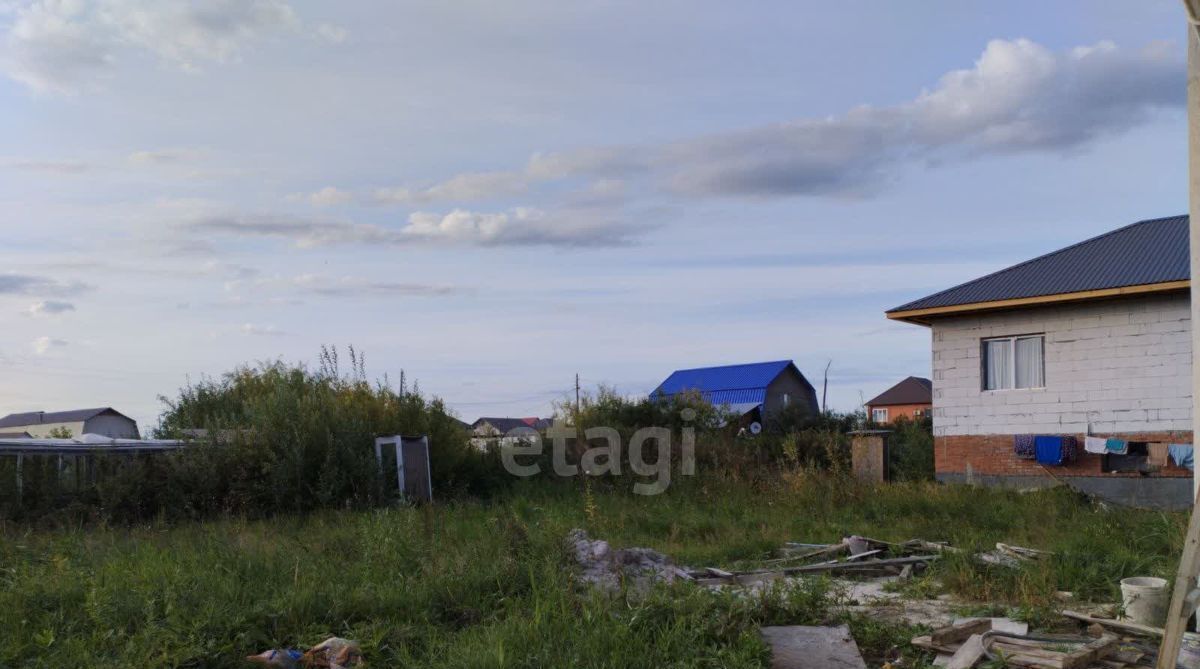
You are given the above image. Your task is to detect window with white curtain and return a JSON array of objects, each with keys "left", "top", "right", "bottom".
[
  {"left": 871, "top": 408, "right": 888, "bottom": 422},
  {"left": 982, "top": 335, "right": 1044, "bottom": 390}
]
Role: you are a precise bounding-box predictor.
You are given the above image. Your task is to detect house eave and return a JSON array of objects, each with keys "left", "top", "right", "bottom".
[{"left": 885, "top": 280, "right": 1190, "bottom": 326}]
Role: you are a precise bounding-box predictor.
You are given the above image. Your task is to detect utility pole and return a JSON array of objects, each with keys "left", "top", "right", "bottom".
[
  {"left": 1155, "top": 5, "right": 1200, "bottom": 665},
  {"left": 575, "top": 373, "right": 581, "bottom": 417},
  {"left": 822, "top": 360, "right": 832, "bottom": 414},
  {"left": 1185, "top": 0, "right": 1200, "bottom": 503}
]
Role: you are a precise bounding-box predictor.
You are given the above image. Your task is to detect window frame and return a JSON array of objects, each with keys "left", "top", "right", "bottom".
[
  {"left": 981, "top": 334, "right": 1045, "bottom": 391},
  {"left": 871, "top": 407, "right": 888, "bottom": 423}
]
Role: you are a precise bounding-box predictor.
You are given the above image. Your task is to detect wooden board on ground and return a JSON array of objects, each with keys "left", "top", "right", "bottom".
[
  {"left": 760, "top": 624, "right": 867, "bottom": 669},
  {"left": 932, "top": 619, "right": 992, "bottom": 645},
  {"left": 944, "top": 633, "right": 986, "bottom": 669},
  {"left": 1062, "top": 635, "right": 1120, "bottom": 669},
  {"left": 1062, "top": 611, "right": 1163, "bottom": 638}
]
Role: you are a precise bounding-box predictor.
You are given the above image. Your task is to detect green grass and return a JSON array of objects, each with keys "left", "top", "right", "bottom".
[{"left": 0, "top": 475, "right": 1187, "bottom": 668}]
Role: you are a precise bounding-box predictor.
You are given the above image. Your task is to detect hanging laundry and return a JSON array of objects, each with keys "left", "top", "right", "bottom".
[
  {"left": 1105, "top": 438, "right": 1128, "bottom": 455},
  {"left": 1148, "top": 442, "right": 1170, "bottom": 468},
  {"left": 1169, "top": 444, "right": 1194, "bottom": 471},
  {"left": 1062, "top": 435, "right": 1078, "bottom": 463},
  {"left": 1084, "top": 436, "right": 1107, "bottom": 454},
  {"left": 1035, "top": 436, "right": 1067, "bottom": 466},
  {"left": 1013, "top": 434, "right": 1036, "bottom": 460}
]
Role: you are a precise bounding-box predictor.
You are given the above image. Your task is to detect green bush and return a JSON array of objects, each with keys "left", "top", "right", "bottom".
[
  {"left": 886, "top": 417, "right": 935, "bottom": 482},
  {"left": 0, "top": 347, "right": 505, "bottom": 522}
]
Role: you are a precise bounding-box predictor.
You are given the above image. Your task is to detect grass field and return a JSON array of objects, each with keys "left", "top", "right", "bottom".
[{"left": 0, "top": 474, "right": 1188, "bottom": 668}]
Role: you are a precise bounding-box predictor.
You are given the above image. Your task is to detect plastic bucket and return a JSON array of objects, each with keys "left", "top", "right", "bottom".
[{"left": 1120, "top": 576, "right": 1169, "bottom": 627}]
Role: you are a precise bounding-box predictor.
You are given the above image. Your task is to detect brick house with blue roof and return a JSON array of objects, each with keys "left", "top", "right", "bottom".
[{"left": 653, "top": 360, "right": 819, "bottom": 426}]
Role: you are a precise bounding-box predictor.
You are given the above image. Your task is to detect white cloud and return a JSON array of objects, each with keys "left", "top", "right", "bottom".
[
  {"left": 375, "top": 170, "right": 528, "bottom": 204},
  {"left": 189, "top": 214, "right": 401, "bottom": 248},
  {"left": 10, "top": 159, "right": 90, "bottom": 173},
  {"left": 0, "top": 273, "right": 90, "bottom": 296},
  {"left": 25, "top": 300, "right": 75, "bottom": 315},
  {"left": 289, "top": 186, "right": 353, "bottom": 207},
  {"left": 31, "top": 335, "right": 67, "bottom": 354},
  {"left": 372, "top": 39, "right": 1183, "bottom": 202},
  {"left": 663, "top": 39, "right": 1184, "bottom": 197},
  {"left": 187, "top": 207, "right": 639, "bottom": 248},
  {"left": 401, "top": 207, "right": 636, "bottom": 246},
  {"left": 1, "top": 0, "right": 311, "bottom": 92},
  {"left": 289, "top": 274, "right": 458, "bottom": 297},
  {"left": 314, "top": 22, "right": 346, "bottom": 44},
  {"left": 238, "top": 323, "right": 282, "bottom": 336},
  {"left": 127, "top": 147, "right": 207, "bottom": 165}
]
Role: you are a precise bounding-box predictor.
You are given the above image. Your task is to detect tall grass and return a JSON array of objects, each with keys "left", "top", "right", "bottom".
[{"left": 0, "top": 477, "right": 1185, "bottom": 668}]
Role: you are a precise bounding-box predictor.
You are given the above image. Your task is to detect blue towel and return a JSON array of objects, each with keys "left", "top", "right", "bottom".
[
  {"left": 1105, "top": 438, "right": 1128, "bottom": 455},
  {"left": 1013, "top": 434, "right": 1036, "bottom": 460},
  {"left": 1035, "top": 436, "right": 1066, "bottom": 466},
  {"left": 1169, "top": 444, "right": 1194, "bottom": 471}
]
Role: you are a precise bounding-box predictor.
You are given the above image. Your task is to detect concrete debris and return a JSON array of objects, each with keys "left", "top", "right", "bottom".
[{"left": 566, "top": 528, "right": 691, "bottom": 593}]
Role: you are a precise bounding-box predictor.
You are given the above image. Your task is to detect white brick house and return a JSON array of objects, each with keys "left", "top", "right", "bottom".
[{"left": 888, "top": 215, "right": 1193, "bottom": 508}]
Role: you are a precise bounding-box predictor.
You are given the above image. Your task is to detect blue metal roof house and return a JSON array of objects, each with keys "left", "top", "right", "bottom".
[{"left": 653, "top": 360, "right": 819, "bottom": 424}]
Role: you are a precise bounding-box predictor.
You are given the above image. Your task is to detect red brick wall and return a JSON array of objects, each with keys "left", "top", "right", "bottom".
[
  {"left": 869, "top": 403, "right": 931, "bottom": 424},
  {"left": 935, "top": 433, "right": 1193, "bottom": 479}
]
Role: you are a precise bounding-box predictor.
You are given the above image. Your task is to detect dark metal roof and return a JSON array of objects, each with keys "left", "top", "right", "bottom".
[
  {"left": 889, "top": 215, "right": 1189, "bottom": 314},
  {"left": 0, "top": 407, "right": 130, "bottom": 429},
  {"left": 865, "top": 377, "right": 932, "bottom": 407}
]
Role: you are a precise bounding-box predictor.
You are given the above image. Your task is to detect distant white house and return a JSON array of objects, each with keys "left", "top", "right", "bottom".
[
  {"left": 0, "top": 408, "right": 139, "bottom": 439},
  {"left": 470, "top": 417, "right": 550, "bottom": 449}
]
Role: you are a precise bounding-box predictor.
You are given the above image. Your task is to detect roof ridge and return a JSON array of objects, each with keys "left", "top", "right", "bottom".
[
  {"left": 887, "top": 215, "right": 1186, "bottom": 313},
  {"left": 667, "top": 359, "right": 791, "bottom": 373},
  {"left": 662, "top": 385, "right": 773, "bottom": 393}
]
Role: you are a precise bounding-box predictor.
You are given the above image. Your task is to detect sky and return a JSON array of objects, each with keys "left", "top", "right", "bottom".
[{"left": 0, "top": 0, "right": 1192, "bottom": 432}]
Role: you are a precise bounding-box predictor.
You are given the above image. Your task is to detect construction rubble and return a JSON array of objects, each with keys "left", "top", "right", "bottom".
[
  {"left": 567, "top": 528, "right": 694, "bottom": 593},
  {"left": 246, "top": 637, "right": 362, "bottom": 669},
  {"left": 567, "top": 530, "right": 1191, "bottom": 668}
]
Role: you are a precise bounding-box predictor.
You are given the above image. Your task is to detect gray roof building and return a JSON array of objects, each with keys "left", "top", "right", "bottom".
[
  {"left": 889, "top": 215, "right": 1188, "bottom": 323},
  {"left": 0, "top": 407, "right": 139, "bottom": 439}
]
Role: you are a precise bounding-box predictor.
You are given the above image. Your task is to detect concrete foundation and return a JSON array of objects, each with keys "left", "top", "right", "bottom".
[{"left": 937, "top": 472, "right": 1195, "bottom": 510}]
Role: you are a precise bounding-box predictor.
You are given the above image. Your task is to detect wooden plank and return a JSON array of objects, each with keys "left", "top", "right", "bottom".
[
  {"left": 779, "top": 554, "right": 937, "bottom": 575},
  {"left": 779, "top": 543, "right": 847, "bottom": 560},
  {"left": 944, "top": 634, "right": 986, "bottom": 669},
  {"left": 760, "top": 624, "right": 867, "bottom": 669},
  {"left": 931, "top": 619, "right": 993, "bottom": 646},
  {"left": 1062, "top": 610, "right": 1163, "bottom": 638},
  {"left": 1061, "top": 635, "right": 1119, "bottom": 669},
  {"left": 1158, "top": 489, "right": 1200, "bottom": 666}
]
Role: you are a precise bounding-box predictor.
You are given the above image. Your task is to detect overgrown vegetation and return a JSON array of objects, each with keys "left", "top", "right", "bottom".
[
  {"left": 0, "top": 347, "right": 504, "bottom": 521},
  {"left": 1, "top": 352, "right": 935, "bottom": 522},
  {"left": 0, "top": 478, "right": 1185, "bottom": 668}
]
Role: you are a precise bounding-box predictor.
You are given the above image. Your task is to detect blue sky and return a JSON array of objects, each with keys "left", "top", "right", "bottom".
[{"left": 0, "top": 0, "right": 1190, "bottom": 431}]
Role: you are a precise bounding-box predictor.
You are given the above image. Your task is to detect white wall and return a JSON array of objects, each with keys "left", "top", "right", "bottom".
[
  {"left": 931, "top": 293, "right": 1192, "bottom": 437},
  {"left": 16, "top": 421, "right": 86, "bottom": 438}
]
